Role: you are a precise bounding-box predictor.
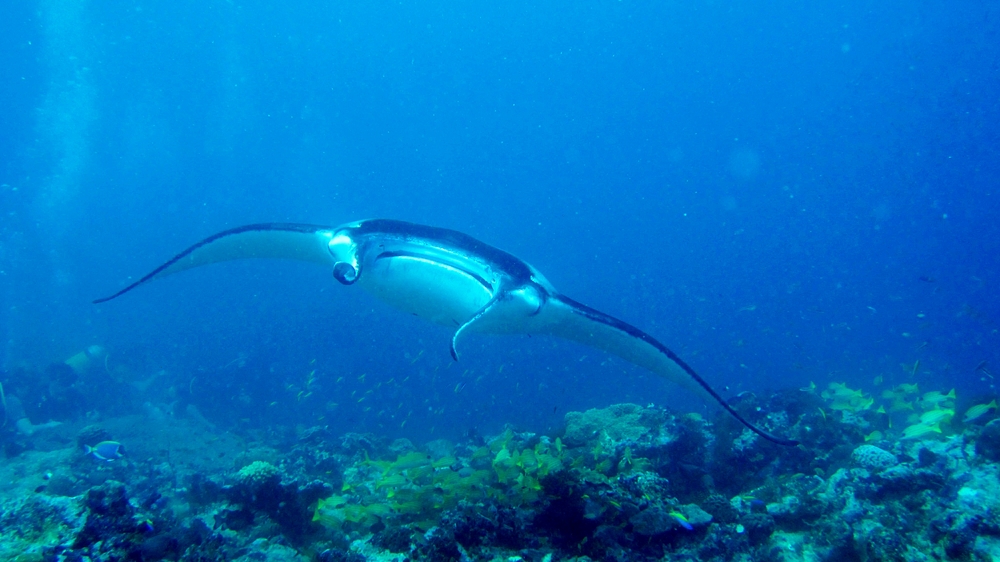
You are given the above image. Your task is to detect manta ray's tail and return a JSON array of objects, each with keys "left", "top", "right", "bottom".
[{"left": 93, "top": 223, "right": 335, "bottom": 303}]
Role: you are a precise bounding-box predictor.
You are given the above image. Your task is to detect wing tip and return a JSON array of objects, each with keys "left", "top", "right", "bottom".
[{"left": 92, "top": 282, "right": 143, "bottom": 304}]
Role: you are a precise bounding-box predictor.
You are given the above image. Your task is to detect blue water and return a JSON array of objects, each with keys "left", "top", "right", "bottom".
[{"left": 2, "top": 0, "right": 997, "bottom": 440}]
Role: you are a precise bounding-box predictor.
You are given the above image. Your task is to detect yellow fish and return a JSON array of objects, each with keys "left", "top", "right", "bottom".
[
  {"left": 375, "top": 473, "right": 409, "bottom": 489},
  {"left": 902, "top": 422, "right": 942, "bottom": 439},
  {"left": 864, "top": 430, "right": 883, "bottom": 442},
  {"left": 963, "top": 400, "right": 998, "bottom": 423},
  {"left": 823, "top": 382, "right": 863, "bottom": 399},
  {"left": 889, "top": 400, "right": 914, "bottom": 413},
  {"left": 881, "top": 389, "right": 903, "bottom": 400},
  {"left": 919, "top": 408, "right": 955, "bottom": 425},
  {"left": 828, "top": 394, "right": 874, "bottom": 412},
  {"left": 919, "top": 389, "right": 956, "bottom": 410}
]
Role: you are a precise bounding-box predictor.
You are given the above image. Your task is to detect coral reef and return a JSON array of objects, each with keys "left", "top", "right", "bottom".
[
  {"left": 852, "top": 444, "right": 899, "bottom": 471},
  {"left": 2, "top": 381, "right": 999, "bottom": 561}
]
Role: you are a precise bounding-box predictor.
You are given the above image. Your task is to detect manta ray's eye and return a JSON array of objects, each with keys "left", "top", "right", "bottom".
[{"left": 333, "top": 262, "right": 358, "bottom": 285}]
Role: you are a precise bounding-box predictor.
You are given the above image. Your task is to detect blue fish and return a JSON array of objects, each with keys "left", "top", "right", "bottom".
[
  {"left": 85, "top": 441, "right": 125, "bottom": 461},
  {"left": 669, "top": 511, "right": 694, "bottom": 531}
]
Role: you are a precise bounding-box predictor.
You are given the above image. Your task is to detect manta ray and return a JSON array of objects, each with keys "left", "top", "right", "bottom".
[{"left": 95, "top": 219, "right": 797, "bottom": 446}]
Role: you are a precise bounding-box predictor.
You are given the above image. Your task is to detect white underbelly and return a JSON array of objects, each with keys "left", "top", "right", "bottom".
[{"left": 358, "top": 255, "right": 495, "bottom": 327}]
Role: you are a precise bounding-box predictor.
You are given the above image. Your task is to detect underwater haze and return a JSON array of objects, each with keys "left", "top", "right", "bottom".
[{"left": 2, "top": 0, "right": 998, "bottom": 441}]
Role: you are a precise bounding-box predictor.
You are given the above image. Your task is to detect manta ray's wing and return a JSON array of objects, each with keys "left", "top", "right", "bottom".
[
  {"left": 93, "top": 223, "right": 335, "bottom": 303},
  {"left": 535, "top": 294, "right": 798, "bottom": 446}
]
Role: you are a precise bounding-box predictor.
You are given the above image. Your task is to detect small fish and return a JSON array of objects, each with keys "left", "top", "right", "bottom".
[
  {"left": 911, "top": 360, "right": 920, "bottom": 377},
  {"left": 669, "top": 511, "right": 694, "bottom": 531},
  {"left": 409, "top": 350, "right": 424, "bottom": 364},
  {"left": 963, "top": 400, "right": 998, "bottom": 423},
  {"left": 865, "top": 430, "right": 883, "bottom": 442},
  {"left": 85, "top": 441, "right": 125, "bottom": 461},
  {"left": 873, "top": 375, "right": 884, "bottom": 386},
  {"left": 975, "top": 361, "right": 994, "bottom": 380}
]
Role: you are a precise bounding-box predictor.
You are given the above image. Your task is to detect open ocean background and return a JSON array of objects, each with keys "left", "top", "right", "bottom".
[{"left": 1, "top": 0, "right": 998, "bottom": 442}]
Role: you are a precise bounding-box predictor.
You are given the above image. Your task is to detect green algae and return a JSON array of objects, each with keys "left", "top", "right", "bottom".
[{"left": 312, "top": 428, "right": 654, "bottom": 532}]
